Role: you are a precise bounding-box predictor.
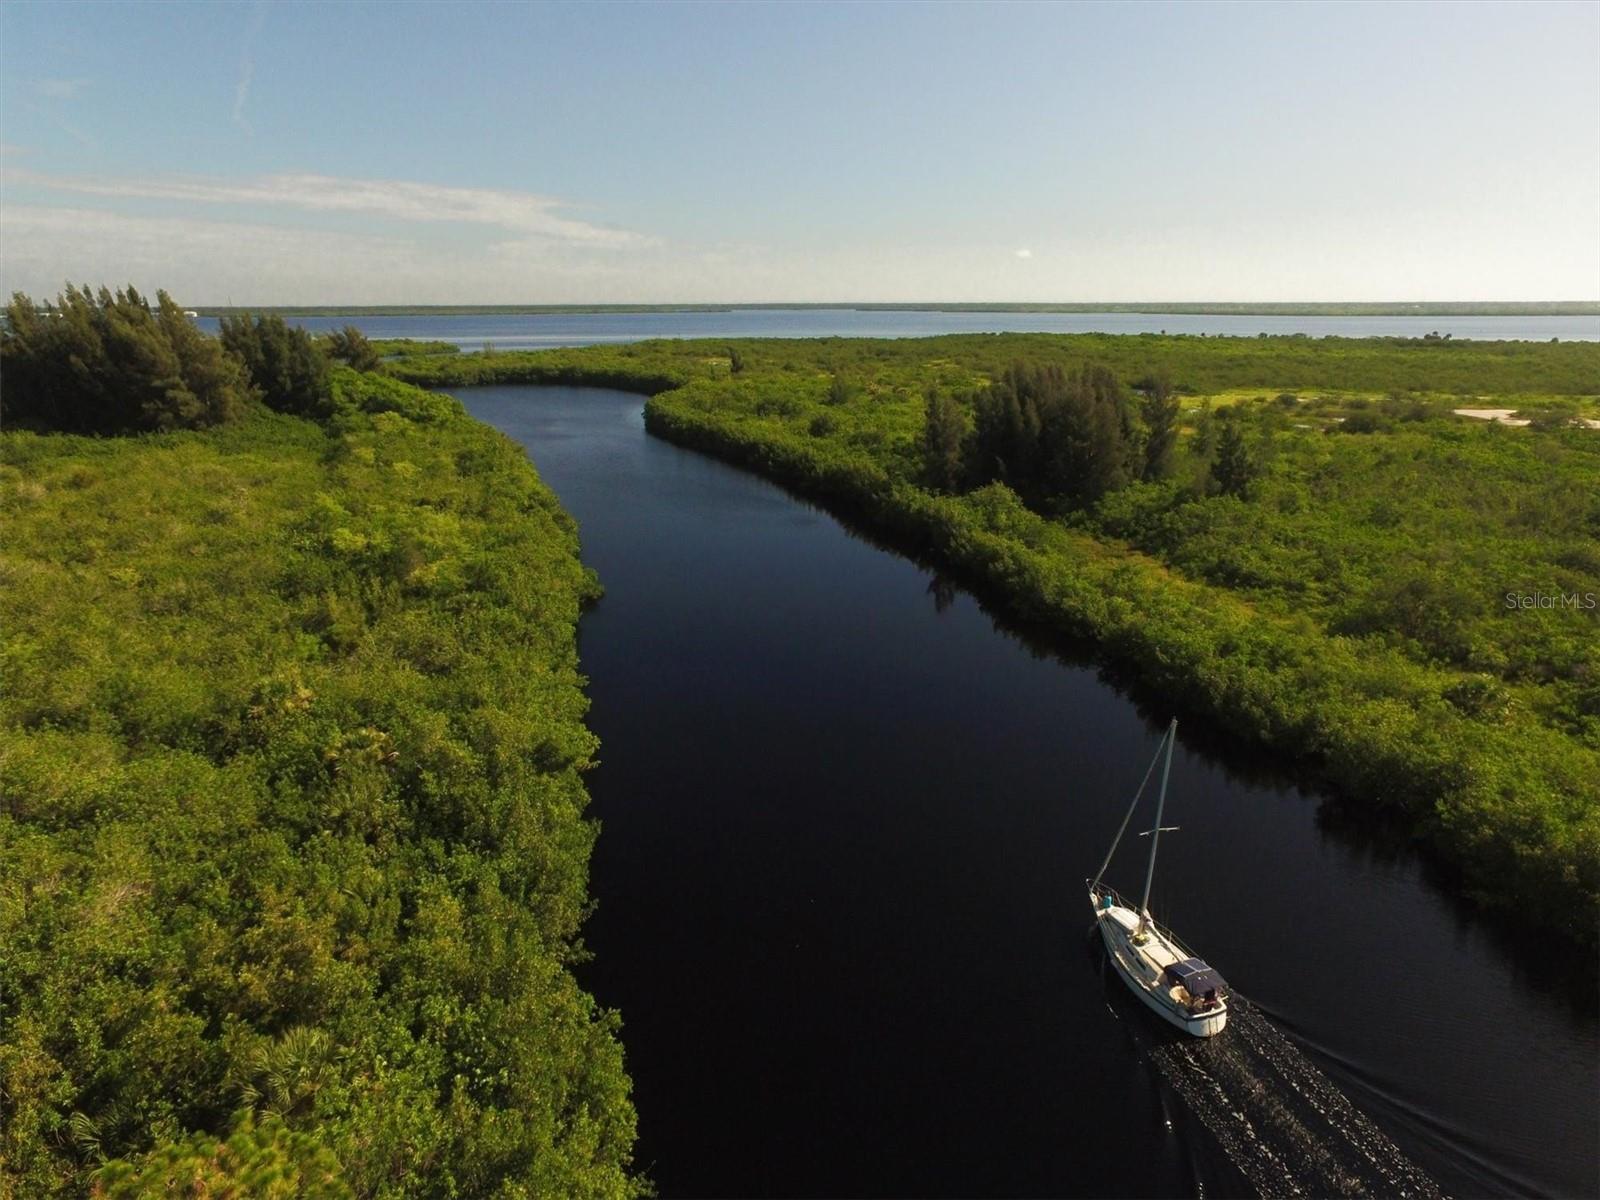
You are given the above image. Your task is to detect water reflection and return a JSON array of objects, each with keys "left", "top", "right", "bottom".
[{"left": 925, "top": 573, "right": 958, "bottom": 614}]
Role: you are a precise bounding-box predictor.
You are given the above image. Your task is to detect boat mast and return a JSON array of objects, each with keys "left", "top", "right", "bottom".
[
  {"left": 1137, "top": 718, "right": 1179, "bottom": 933},
  {"left": 1090, "top": 722, "right": 1170, "bottom": 894}
]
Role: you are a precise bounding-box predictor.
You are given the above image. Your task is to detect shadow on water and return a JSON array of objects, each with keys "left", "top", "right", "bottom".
[
  {"left": 1086, "top": 931, "right": 1447, "bottom": 1199},
  {"left": 1309, "top": 801, "right": 1599, "bottom": 1021}
]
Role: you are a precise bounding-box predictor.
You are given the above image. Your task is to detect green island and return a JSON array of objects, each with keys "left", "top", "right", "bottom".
[
  {"left": 1, "top": 294, "right": 641, "bottom": 1196},
  {"left": 387, "top": 332, "right": 1600, "bottom": 948}
]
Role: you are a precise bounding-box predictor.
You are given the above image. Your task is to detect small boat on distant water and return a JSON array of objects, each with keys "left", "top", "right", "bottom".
[{"left": 1088, "top": 718, "right": 1229, "bottom": 1037}]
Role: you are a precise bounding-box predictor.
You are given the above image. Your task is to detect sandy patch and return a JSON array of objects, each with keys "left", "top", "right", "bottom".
[
  {"left": 1453, "top": 408, "right": 1531, "bottom": 426},
  {"left": 1453, "top": 408, "right": 1600, "bottom": 430}
]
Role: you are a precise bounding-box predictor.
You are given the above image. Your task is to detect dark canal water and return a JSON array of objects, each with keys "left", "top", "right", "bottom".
[
  {"left": 199, "top": 308, "right": 1600, "bottom": 348},
  {"left": 462, "top": 386, "right": 1598, "bottom": 1199}
]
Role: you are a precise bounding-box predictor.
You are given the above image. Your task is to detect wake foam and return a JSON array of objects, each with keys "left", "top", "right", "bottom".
[{"left": 1148, "top": 996, "right": 1445, "bottom": 1198}]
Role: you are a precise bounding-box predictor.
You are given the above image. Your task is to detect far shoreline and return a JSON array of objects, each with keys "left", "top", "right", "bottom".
[{"left": 188, "top": 300, "right": 1600, "bottom": 318}]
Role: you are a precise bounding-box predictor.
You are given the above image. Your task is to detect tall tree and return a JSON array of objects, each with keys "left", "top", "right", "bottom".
[
  {"left": 921, "top": 387, "right": 967, "bottom": 492},
  {"left": 967, "top": 361, "right": 1136, "bottom": 505},
  {"left": 1211, "top": 418, "right": 1257, "bottom": 498},
  {"left": 1139, "top": 372, "right": 1181, "bottom": 481},
  {"left": 1038, "top": 363, "right": 1136, "bottom": 504}
]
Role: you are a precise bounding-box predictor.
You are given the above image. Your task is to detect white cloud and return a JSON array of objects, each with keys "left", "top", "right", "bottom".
[
  {"left": 7, "top": 168, "right": 648, "bottom": 247},
  {"left": 1014, "top": 248, "right": 1033, "bottom": 259}
]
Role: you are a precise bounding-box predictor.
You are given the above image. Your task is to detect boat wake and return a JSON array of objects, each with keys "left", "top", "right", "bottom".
[{"left": 1143, "top": 994, "right": 1445, "bottom": 1198}]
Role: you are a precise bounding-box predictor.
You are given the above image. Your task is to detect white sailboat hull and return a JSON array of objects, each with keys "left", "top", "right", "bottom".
[{"left": 1092, "top": 893, "right": 1227, "bottom": 1038}]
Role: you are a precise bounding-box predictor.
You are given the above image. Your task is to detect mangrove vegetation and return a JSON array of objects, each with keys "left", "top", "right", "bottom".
[{"left": 1, "top": 289, "right": 642, "bottom": 1196}]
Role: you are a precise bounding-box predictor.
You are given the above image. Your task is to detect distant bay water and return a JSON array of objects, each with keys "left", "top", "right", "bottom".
[{"left": 196, "top": 308, "right": 1600, "bottom": 349}]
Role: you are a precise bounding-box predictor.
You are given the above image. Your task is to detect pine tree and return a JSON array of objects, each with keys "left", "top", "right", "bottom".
[
  {"left": 1211, "top": 419, "right": 1256, "bottom": 498},
  {"left": 1140, "top": 373, "right": 1181, "bottom": 481},
  {"left": 921, "top": 387, "right": 967, "bottom": 492}
]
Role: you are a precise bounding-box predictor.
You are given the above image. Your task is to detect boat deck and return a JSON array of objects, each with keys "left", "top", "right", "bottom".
[{"left": 1102, "top": 904, "right": 1182, "bottom": 971}]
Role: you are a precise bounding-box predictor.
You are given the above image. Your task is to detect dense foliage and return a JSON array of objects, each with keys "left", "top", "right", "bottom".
[
  {"left": 388, "top": 332, "right": 1600, "bottom": 944},
  {"left": 369, "top": 339, "right": 461, "bottom": 360},
  {"left": 1, "top": 287, "right": 247, "bottom": 434},
  {"left": 1, "top": 370, "right": 641, "bottom": 1194},
  {"left": 388, "top": 343, "right": 693, "bottom": 395},
  {"left": 220, "top": 313, "right": 334, "bottom": 418},
  {"left": 965, "top": 362, "right": 1138, "bottom": 505},
  {"left": 385, "top": 329, "right": 1600, "bottom": 399}
]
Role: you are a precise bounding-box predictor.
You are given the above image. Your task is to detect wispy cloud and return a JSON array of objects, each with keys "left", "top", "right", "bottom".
[
  {"left": 21, "top": 104, "right": 95, "bottom": 150},
  {"left": 0, "top": 205, "right": 411, "bottom": 303},
  {"left": 1014, "top": 248, "right": 1033, "bottom": 259},
  {"left": 233, "top": 2, "right": 268, "bottom": 134},
  {"left": 232, "top": 60, "right": 255, "bottom": 134},
  {"left": 6, "top": 169, "right": 649, "bottom": 247},
  {"left": 24, "top": 77, "right": 96, "bottom": 149},
  {"left": 0, "top": 205, "right": 656, "bottom": 304},
  {"left": 35, "top": 78, "right": 89, "bottom": 100}
]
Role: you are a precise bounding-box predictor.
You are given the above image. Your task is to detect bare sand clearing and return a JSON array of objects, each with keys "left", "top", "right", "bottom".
[
  {"left": 1452, "top": 408, "right": 1600, "bottom": 430},
  {"left": 1453, "top": 407, "right": 1531, "bottom": 426}
]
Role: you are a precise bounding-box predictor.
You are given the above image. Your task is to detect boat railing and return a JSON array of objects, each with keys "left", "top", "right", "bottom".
[{"left": 1086, "top": 878, "right": 1207, "bottom": 967}]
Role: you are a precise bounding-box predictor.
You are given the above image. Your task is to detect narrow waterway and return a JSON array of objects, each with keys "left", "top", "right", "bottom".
[{"left": 463, "top": 385, "right": 1598, "bottom": 1199}]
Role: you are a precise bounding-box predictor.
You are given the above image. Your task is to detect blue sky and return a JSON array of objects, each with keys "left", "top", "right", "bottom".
[{"left": 2, "top": 0, "right": 1596, "bottom": 304}]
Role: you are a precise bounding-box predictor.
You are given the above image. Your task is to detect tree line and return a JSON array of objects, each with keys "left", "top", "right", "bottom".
[{"left": 1, "top": 286, "right": 382, "bottom": 434}]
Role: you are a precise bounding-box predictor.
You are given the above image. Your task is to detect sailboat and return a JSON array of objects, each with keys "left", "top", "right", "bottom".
[{"left": 1087, "top": 718, "right": 1229, "bottom": 1037}]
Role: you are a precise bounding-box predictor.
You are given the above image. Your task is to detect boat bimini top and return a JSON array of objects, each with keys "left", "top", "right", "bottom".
[{"left": 1163, "top": 957, "right": 1226, "bottom": 999}]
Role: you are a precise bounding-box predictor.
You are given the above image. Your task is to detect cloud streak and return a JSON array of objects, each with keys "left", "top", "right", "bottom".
[
  {"left": 232, "top": 59, "right": 255, "bottom": 134},
  {"left": 6, "top": 169, "right": 649, "bottom": 247},
  {"left": 21, "top": 104, "right": 95, "bottom": 151},
  {"left": 233, "top": 2, "right": 267, "bottom": 134},
  {"left": 0, "top": 205, "right": 661, "bottom": 304}
]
